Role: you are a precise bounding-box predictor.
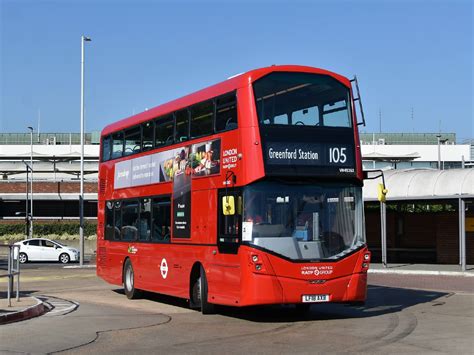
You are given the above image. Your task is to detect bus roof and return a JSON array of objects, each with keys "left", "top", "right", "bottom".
[{"left": 101, "top": 65, "right": 351, "bottom": 137}]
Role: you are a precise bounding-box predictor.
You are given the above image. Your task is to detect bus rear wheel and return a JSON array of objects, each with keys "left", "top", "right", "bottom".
[
  {"left": 123, "top": 259, "right": 142, "bottom": 299},
  {"left": 191, "top": 266, "right": 215, "bottom": 314}
]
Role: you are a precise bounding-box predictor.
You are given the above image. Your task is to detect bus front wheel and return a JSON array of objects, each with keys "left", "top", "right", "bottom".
[
  {"left": 191, "top": 266, "right": 215, "bottom": 314},
  {"left": 123, "top": 259, "right": 142, "bottom": 299}
]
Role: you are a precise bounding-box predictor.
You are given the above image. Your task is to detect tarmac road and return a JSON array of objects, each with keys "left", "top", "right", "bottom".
[{"left": 0, "top": 267, "right": 473, "bottom": 354}]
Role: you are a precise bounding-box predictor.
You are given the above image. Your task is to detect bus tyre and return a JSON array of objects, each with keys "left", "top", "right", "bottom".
[
  {"left": 123, "top": 259, "right": 142, "bottom": 299},
  {"left": 193, "top": 266, "right": 215, "bottom": 314}
]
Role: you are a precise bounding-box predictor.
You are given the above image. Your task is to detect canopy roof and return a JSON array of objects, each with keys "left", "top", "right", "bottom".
[
  {"left": 362, "top": 152, "right": 420, "bottom": 162},
  {"left": 363, "top": 168, "right": 474, "bottom": 201}
]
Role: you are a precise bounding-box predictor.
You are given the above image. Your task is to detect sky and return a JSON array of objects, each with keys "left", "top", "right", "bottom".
[{"left": 1, "top": 0, "right": 473, "bottom": 142}]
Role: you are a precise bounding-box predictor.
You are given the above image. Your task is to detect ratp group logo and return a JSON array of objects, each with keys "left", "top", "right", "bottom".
[{"left": 301, "top": 265, "right": 333, "bottom": 276}]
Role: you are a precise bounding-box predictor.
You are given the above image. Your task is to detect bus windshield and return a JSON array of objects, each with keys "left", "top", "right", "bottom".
[
  {"left": 253, "top": 72, "right": 352, "bottom": 128},
  {"left": 242, "top": 181, "right": 365, "bottom": 260}
]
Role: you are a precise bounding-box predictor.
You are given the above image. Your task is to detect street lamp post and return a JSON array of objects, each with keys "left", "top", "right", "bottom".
[
  {"left": 24, "top": 162, "right": 29, "bottom": 238},
  {"left": 27, "top": 126, "right": 34, "bottom": 238},
  {"left": 80, "top": 35, "right": 91, "bottom": 267}
]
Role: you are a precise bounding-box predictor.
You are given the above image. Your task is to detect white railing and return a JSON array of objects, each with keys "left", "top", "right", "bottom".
[{"left": 0, "top": 245, "right": 21, "bottom": 307}]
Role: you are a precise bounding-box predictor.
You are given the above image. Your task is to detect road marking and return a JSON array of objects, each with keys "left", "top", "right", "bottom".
[
  {"left": 4, "top": 274, "right": 97, "bottom": 282},
  {"left": 41, "top": 296, "right": 79, "bottom": 316}
]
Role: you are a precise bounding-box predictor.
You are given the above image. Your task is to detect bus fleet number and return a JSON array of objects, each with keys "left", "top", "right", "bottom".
[{"left": 329, "top": 147, "right": 347, "bottom": 164}]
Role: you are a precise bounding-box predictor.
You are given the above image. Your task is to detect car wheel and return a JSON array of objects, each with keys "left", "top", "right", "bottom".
[
  {"left": 123, "top": 259, "right": 142, "bottom": 299},
  {"left": 192, "top": 266, "right": 215, "bottom": 314},
  {"left": 19, "top": 252, "right": 28, "bottom": 264},
  {"left": 59, "top": 253, "right": 70, "bottom": 264}
]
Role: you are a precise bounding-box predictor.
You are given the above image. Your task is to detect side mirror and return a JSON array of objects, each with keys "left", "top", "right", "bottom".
[
  {"left": 222, "top": 196, "right": 235, "bottom": 215},
  {"left": 377, "top": 183, "right": 388, "bottom": 203}
]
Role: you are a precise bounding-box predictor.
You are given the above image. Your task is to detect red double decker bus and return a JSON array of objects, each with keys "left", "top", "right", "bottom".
[{"left": 97, "top": 65, "right": 370, "bottom": 313}]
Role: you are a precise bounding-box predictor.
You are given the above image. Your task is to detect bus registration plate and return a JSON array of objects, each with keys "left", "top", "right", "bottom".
[{"left": 302, "top": 294, "right": 330, "bottom": 303}]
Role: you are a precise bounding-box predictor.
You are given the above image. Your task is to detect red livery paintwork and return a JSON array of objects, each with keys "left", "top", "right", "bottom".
[{"left": 97, "top": 65, "right": 370, "bottom": 313}]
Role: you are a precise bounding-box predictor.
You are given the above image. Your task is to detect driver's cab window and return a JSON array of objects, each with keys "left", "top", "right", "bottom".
[{"left": 151, "top": 196, "right": 171, "bottom": 243}]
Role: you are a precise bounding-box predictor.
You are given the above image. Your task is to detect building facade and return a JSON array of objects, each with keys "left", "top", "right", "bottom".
[
  {"left": 0, "top": 132, "right": 100, "bottom": 223},
  {"left": 360, "top": 133, "right": 472, "bottom": 170}
]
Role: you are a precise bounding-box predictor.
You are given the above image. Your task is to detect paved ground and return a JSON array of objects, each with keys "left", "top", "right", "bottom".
[{"left": 0, "top": 265, "right": 473, "bottom": 354}]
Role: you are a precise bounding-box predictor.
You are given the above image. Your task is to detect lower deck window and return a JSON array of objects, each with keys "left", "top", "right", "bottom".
[{"left": 105, "top": 195, "right": 171, "bottom": 243}]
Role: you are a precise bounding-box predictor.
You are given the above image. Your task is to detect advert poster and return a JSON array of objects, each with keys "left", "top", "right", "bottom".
[{"left": 114, "top": 138, "right": 221, "bottom": 238}]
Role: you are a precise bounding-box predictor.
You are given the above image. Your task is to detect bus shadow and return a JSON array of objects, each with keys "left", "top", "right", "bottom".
[
  {"left": 113, "top": 284, "right": 449, "bottom": 323},
  {"left": 217, "top": 285, "right": 449, "bottom": 322},
  {"left": 112, "top": 289, "right": 190, "bottom": 309}
]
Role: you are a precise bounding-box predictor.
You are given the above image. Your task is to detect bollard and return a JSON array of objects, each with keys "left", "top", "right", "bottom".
[
  {"left": 16, "top": 246, "right": 20, "bottom": 301},
  {"left": 7, "top": 246, "right": 12, "bottom": 307}
]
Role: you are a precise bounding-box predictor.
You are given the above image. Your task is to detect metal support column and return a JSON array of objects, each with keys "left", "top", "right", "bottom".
[
  {"left": 459, "top": 198, "right": 466, "bottom": 272},
  {"left": 380, "top": 201, "right": 387, "bottom": 267}
]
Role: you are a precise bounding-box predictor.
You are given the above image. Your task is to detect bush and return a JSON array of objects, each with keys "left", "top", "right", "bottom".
[{"left": 0, "top": 222, "right": 97, "bottom": 237}]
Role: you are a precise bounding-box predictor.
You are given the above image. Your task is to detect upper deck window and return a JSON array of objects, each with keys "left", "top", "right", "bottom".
[
  {"left": 190, "top": 100, "right": 213, "bottom": 139},
  {"left": 215, "top": 93, "right": 237, "bottom": 132},
  {"left": 112, "top": 132, "right": 124, "bottom": 159},
  {"left": 102, "top": 91, "right": 237, "bottom": 162},
  {"left": 155, "top": 114, "right": 175, "bottom": 147},
  {"left": 253, "top": 72, "right": 352, "bottom": 128},
  {"left": 124, "top": 127, "right": 141, "bottom": 156},
  {"left": 102, "top": 136, "right": 112, "bottom": 161},
  {"left": 142, "top": 121, "right": 154, "bottom": 151},
  {"left": 175, "top": 110, "right": 189, "bottom": 142}
]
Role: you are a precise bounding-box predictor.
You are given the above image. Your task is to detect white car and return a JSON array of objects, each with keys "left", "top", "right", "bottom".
[{"left": 14, "top": 238, "right": 80, "bottom": 264}]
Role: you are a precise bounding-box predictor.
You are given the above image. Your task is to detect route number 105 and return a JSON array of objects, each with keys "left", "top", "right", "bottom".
[{"left": 329, "top": 147, "right": 347, "bottom": 164}]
